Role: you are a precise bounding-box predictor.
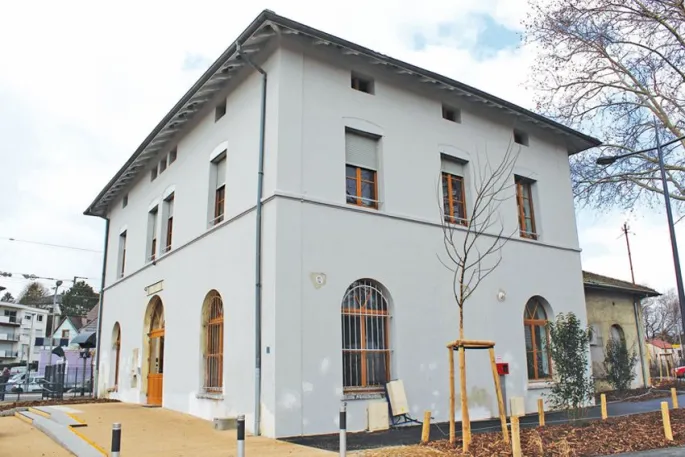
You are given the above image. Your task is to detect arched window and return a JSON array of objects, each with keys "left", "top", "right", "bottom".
[
  {"left": 202, "top": 291, "right": 224, "bottom": 393},
  {"left": 112, "top": 323, "right": 121, "bottom": 389},
  {"left": 610, "top": 324, "right": 625, "bottom": 344},
  {"left": 524, "top": 297, "right": 551, "bottom": 380},
  {"left": 341, "top": 279, "right": 390, "bottom": 391}
]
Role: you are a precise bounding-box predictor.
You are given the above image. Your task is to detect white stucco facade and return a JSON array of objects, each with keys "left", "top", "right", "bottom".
[{"left": 91, "top": 13, "right": 597, "bottom": 439}]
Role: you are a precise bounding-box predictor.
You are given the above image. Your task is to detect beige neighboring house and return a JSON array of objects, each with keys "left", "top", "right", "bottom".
[
  {"left": 645, "top": 339, "right": 677, "bottom": 380},
  {"left": 583, "top": 271, "right": 660, "bottom": 391}
]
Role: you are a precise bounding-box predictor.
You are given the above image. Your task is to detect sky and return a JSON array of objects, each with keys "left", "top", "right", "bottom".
[{"left": 0, "top": 0, "right": 681, "bottom": 300}]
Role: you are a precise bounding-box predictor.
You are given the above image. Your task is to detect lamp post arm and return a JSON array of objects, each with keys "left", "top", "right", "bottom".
[{"left": 610, "top": 135, "right": 685, "bottom": 162}]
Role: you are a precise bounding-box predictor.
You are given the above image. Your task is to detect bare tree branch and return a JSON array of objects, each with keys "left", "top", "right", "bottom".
[{"left": 438, "top": 142, "right": 520, "bottom": 339}]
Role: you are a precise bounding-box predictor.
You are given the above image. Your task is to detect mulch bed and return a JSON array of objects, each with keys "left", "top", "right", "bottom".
[
  {"left": 0, "top": 397, "right": 118, "bottom": 413},
  {"left": 420, "top": 409, "right": 685, "bottom": 456},
  {"left": 598, "top": 387, "right": 670, "bottom": 403}
]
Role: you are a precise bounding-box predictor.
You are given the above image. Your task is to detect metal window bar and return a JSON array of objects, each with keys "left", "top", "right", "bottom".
[
  {"left": 203, "top": 294, "right": 224, "bottom": 393},
  {"left": 341, "top": 279, "right": 390, "bottom": 391}
]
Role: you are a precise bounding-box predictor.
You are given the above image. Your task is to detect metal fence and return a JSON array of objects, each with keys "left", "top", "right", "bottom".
[{"left": 0, "top": 365, "right": 93, "bottom": 403}]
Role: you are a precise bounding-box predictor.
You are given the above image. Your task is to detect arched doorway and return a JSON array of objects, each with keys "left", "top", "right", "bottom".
[{"left": 146, "top": 297, "right": 165, "bottom": 406}]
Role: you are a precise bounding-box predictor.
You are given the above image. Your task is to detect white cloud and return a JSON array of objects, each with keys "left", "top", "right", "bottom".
[{"left": 0, "top": 0, "right": 675, "bottom": 300}]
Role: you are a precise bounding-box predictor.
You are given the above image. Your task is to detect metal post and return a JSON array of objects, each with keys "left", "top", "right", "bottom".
[
  {"left": 111, "top": 423, "right": 121, "bottom": 457},
  {"left": 655, "top": 125, "right": 685, "bottom": 343},
  {"left": 237, "top": 414, "right": 245, "bottom": 457},
  {"left": 339, "top": 402, "right": 347, "bottom": 457},
  {"left": 47, "top": 280, "right": 63, "bottom": 368}
]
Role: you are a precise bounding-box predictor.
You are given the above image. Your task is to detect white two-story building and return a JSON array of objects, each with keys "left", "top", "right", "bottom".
[
  {"left": 0, "top": 301, "right": 49, "bottom": 364},
  {"left": 86, "top": 11, "right": 600, "bottom": 438}
]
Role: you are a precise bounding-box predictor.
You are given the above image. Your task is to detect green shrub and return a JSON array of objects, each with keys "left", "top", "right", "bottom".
[
  {"left": 604, "top": 337, "right": 638, "bottom": 392},
  {"left": 547, "top": 312, "right": 594, "bottom": 419}
]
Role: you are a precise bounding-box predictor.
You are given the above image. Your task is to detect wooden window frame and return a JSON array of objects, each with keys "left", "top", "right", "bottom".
[
  {"left": 341, "top": 281, "right": 390, "bottom": 393},
  {"left": 164, "top": 195, "right": 174, "bottom": 253},
  {"left": 203, "top": 294, "right": 224, "bottom": 393},
  {"left": 346, "top": 165, "right": 378, "bottom": 209},
  {"left": 114, "top": 328, "right": 121, "bottom": 390},
  {"left": 515, "top": 178, "right": 537, "bottom": 239},
  {"left": 524, "top": 300, "right": 552, "bottom": 381},
  {"left": 442, "top": 172, "right": 467, "bottom": 226},
  {"left": 214, "top": 185, "right": 225, "bottom": 224}
]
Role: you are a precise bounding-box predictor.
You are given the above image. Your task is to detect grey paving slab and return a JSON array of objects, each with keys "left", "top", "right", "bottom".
[
  {"left": 611, "top": 446, "right": 685, "bottom": 456},
  {"left": 19, "top": 411, "right": 104, "bottom": 457},
  {"left": 36, "top": 406, "right": 87, "bottom": 427}
]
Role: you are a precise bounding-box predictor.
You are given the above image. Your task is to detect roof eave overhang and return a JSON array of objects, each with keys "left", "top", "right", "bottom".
[
  {"left": 584, "top": 282, "right": 660, "bottom": 298},
  {"left": 85, "top": 10, "right": 602, "bottom": 218}
]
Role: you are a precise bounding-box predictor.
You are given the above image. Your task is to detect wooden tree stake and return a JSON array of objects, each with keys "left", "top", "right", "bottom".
[
  {"left": 488, "top": 347, "right": 509, "bottom": 443},
  {"left": 448, "top": 348, "right": 455, "bottom": 444},
  {"left": 459, "top": 346, "right": 471, "bottom": 452},
  {"left": 511, "top": 415, "right": 522, "bottom": 457},
  {"left": 672, "top": 387, "right": 679, "bottom": 409},
  {"left": 537, "top": 398, "right": 545, "bottom": 427},
  {"left": 600, "top": 393, "right": 607, "bottom": 420},
  {"left": 662, "top": 401, "right": 674, "bottom": 441},
  {"left": 421, "top": 411, "right": 431, "bottom": 444}
]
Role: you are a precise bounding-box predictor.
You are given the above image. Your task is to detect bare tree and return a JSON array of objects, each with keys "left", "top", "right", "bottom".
[
  {"left": 524, "top": 0, "right": 685, "bottom": 214},
  {"left": 438, "top": 142, "right": 519, "bottom": 447},
  {"left": 643, "top": 289, "right": 681, "bottom": 341}
]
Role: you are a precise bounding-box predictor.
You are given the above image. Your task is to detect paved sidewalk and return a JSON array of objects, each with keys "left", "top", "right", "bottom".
[
  {"left": 613, "top": 447, "right": 685, "bottom": 456},
  {"left": 0, "top": 416, "right": 72, "bottom": 457},
  {"left": 68, "top": 403, "right": 334, "bottom": 457}
]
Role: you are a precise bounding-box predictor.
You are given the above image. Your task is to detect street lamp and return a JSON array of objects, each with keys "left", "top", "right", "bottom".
[
  {"left": 47, "top": 280, "right": 63, "bottom": 367},
  {"left": 596, "top": 130, "right": 685, "bottom": 346}
]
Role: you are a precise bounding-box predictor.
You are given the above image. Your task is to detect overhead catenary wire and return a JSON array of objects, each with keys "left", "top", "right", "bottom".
[{"left": 0, "top": 236, "right": 102, "bottom": 253}]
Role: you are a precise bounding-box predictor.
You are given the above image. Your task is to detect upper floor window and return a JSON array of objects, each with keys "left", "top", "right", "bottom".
[
  {"left": 147, "top": 206, "right": 159, "bottom": 262},
  {"left": 345, "top": 130, "right": 379, "bottom": 209},
  {"left": 118, "top": 231, "right": 127, "bottom": 278},
  {"left": 524, "top": 297, "right": 551, "bottom": 381},
  {"left": 442, "top": 104, "right": 461, "bottom": 123},
  {"left": 514, "top": 129, "right": 529, "bottom": 146},
  {"left": 215, "top": 100, "right": 227, "bottom": 121},
  {"left": 150, "top": 166, "right": 158, "bottom": 182},
  {"left": 159, "top": 157, "right": 167, "bottom": 174},
  {"left": 122, "top": 194, "right": 128, "bottom": 208},
  {"left": 610, "top": 324, "right": 625, "bottom": 344},
  {"left": 441, "top": 156, "right": 467, "bottom": 225},
  {"left": 163, "top": 193, "right": 174, "bottom": 253},
  {"left": 169, "top": 147, "right": 177, "bottom": 164},
  {"left": 61, "top": 329, "right": 70, "bottom": 339},
  {"left": 210, "top": 152, "right": 227, "bottom": 226},
  {"left": 37, "top": 315, "right": 43, "bottom": 322},
  {"left": 515, "top": 176, "right": 537, "bottom": 240},
  {"left": 341, "top": 279, "right": 391, "bottom": 392},
  {"left": 351, "top": 73, "right": 374, "bottom": 94}
]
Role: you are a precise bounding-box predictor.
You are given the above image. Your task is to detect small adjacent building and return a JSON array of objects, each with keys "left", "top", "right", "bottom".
[{"left": 583, "top": 271, "right": 659, "bottom": 391}]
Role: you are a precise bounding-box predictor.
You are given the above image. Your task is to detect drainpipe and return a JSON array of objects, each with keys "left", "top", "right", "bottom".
[
  {"left": 237, "top": 44, "right": 267, "bottom": 436},
  {"left": 633, "top": 295, "right": 648, "bottom": 387},
  {"left": 93, "top": 217, "right": 110, "bottom": 397}
]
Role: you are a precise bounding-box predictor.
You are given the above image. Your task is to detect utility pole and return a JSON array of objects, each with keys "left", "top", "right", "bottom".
[
  {"left": 622, "top": 222, "right": 636, "bottom": 284},
  {"left": 47, "top": 280, "right": 63, "bottom": 367},
  {"left": 622, "top": 222, "right": 649, "bottom": 387}
]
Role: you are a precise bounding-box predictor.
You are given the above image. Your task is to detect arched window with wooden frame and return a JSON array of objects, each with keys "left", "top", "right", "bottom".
[
  {"left": 524, "top": 297, "right": 551, "bottom": 380},
  {"left": 112, "top": 323, "right": 121, "bottom": 390},
  {"left": 341, "top": 279, "right": 391, "bottom": 392},
  {"left": 202, "top": 291, "right": 224, "bottom": 393}
]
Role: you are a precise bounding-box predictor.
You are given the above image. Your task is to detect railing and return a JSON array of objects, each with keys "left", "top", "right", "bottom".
[
  {"left": 0, "top": 351, "right": 19, "bottom": 358},
  {"left": 0, "top": 333, "right": 19, "bottom": 341},
  {"left": 0, "top": 316, "right": 19, "bottom": 325}
]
